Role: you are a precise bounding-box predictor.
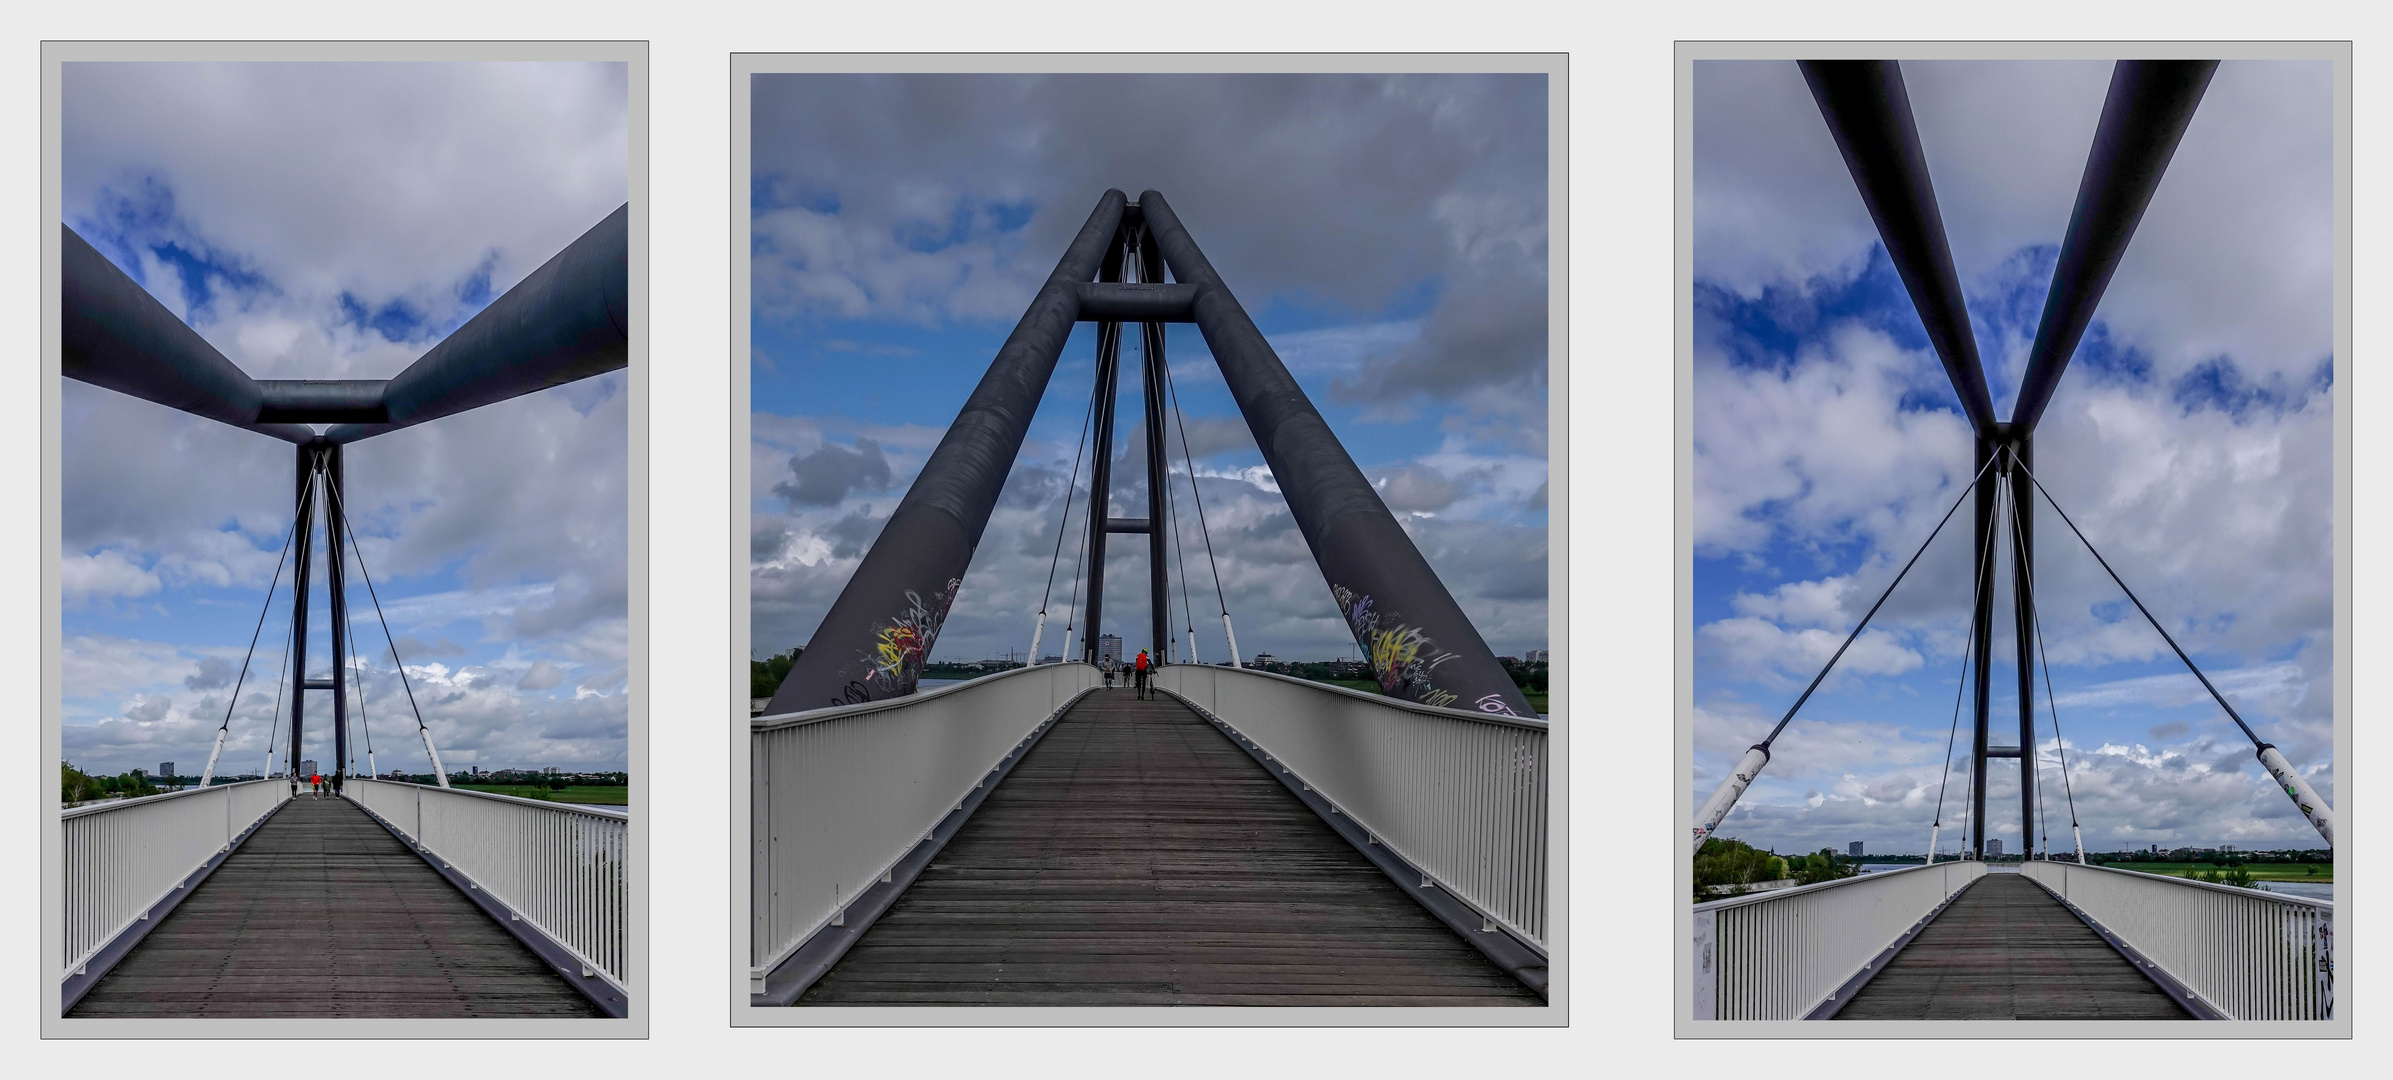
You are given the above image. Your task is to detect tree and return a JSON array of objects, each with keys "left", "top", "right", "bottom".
[
  {"left": 751, "top": 647, "right": 802, "bottom": 698},
  {"left": 1694, "top": 837, "right": 1787, "bottom": 901},
  {"left": 1791, "top": 848, "right": 1858, "bottom": 886}
]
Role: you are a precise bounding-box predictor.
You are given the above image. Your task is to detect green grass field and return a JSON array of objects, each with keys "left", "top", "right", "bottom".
[
  {"left": 2091, "top": 861, "right": 2330, "bottom": 882},
  {"left": 453, "top": 784, "right": 628, "bottom": 806}
]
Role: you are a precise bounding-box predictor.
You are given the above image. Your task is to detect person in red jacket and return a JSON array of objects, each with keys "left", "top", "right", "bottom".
[{"left": 1134, "top": 649, "right": 1151, "bottom": 700}]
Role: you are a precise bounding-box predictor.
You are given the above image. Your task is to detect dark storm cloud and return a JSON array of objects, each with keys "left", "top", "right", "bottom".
[
  {"left": 774, "top": 438, "right": 895, "bottom": 507},
  {"left": 751, "top": 72, "right": 1548, "bottom": 412}
]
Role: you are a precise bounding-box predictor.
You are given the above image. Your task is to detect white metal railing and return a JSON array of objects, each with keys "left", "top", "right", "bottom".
[
  {"left": 750, "top": 662, "right": 1101, "bottom": 981},
  {"left": 347, "top": 778, "right": 629, "bottom": 991},
  {"left": 1155, "top": 663, "right": 1551, "bottom": 952},
  {"left": 2021, "top": 860, "right": 2333, "bottom": 1019},
  {"left": 61, "top": 778, "right": 290, "bottom": 980},
  {"left": 1692, "top": 860, "right": 1987, "bottom": 1020}
]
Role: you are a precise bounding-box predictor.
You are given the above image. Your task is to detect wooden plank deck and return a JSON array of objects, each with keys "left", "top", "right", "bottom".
[
  {"left": 70, "top": 792, "right": 600, "bottom": 1018},
  {"left": 800, "top": 687, "right": 1539, "bottom": 1006},
  {"left": 1834, "top": 872, "right": 2190, "bottom": 1020}
]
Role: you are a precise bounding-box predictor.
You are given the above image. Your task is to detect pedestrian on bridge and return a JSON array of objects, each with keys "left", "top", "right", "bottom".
[
  {"left": 1134, "top": 650, "right": 1151, "bottom": 700},
  {"left": 1102, "top": 656, "right": 1116, "bottom": 689}
]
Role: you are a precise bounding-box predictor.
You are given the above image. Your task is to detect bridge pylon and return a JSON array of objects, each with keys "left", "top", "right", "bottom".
[{"left": 767, "top": 189, "right": 1535, "bottom": 718}]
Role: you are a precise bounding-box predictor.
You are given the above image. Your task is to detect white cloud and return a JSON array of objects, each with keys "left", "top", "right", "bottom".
[{"left": 62, "top": 549, "right": 161, "bottom": 606}]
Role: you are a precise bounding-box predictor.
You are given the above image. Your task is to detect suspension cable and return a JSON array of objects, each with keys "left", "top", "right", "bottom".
[
  {"left": 1038, "top": 366, "right": 1101, "bottom": 618},
  {"left": 1756, "top": 454, "right": 1999, "bottom": 749},
  {"left": 322, "top": 479, "right": 432, "bottom": 744},
  {"left": 1157, "top": 341, "right": 1200, "bottom": 663},
  {"left": 2007, "top": 464, "right": 2080, "bottom": 834},
  {"left": 346, "top": 545, "right": 377, "bottom": 778},
  {"left": 1160, "top": 340, "right": 1232, "bottom": 642},
  {"left": 200, "top": 500, "right": 305, "bottom": 787},
  {"left": 2013, "top": 462, "right": 2263, "bottom": 747},
  {"left": 1931, "top": 462, "right": 2003, "bottom": 842},
  {"left": 265, "top": 610, "right": 292, "bottom": 777}
]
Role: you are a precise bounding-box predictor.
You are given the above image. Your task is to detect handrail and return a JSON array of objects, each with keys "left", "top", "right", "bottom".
[
  {"left": 751, "top": 660, "right": 1107, "bottom": 731},
  {"left": 1692, "top": 859, "right": 1988, "bottom": 1020},
  {"left": 61, "top": 778, "right": 264, "bottom": 820},
  {"left": 60, "top": 777, "right": 290, "bottom": 981},
  {"left": 2021, "top": 860, "right": 2332, "bottom": 1019},
  {"left": 750, "top": 661, "right": 1101, "bottom": 982},
  {"left": 346, "top": 778, "right": 629, "bottom": 993},
  {"left": 1154, "top": 663, "right": 1550, "bottom": 951}
]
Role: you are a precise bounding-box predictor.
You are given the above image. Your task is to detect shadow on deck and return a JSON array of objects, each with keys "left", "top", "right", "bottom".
[
  {"left": 70, "top": 793, "right": 600, "bottom": 1018},
  {"left": 800, "top": 688, "right": 1540, "bottom": 1006},
  {"left": 1834, "top": 872, "right": 2190, "bottom": 1020}
]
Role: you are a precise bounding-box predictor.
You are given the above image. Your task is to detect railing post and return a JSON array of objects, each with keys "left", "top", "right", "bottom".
[{"left": 1693, "top": 908, "right": 1718, "bottom": 1020}]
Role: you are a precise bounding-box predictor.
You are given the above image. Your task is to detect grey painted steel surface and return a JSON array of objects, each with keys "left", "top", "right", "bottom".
[
  {"left": 749, "top": 663, "right": 1102, "bottom": 982},
  {"left": 60, "top": 779, "right": 292, "bottom": 985},
  {"left": 1799, "top": 61, "right": 1998, "bottom": 436},
  {"left": 326, "top": 445, "right": 352, "bottom": 781},
  {"left": 2021, "top": 861, "right": 2332, "bottom": 1020},
  {"left": 328, "top": 202, "right": 629, "bottom": 442},
  {"left": 1154, "top": 664, "right": 1549, "bottom": 950},
  {"left": 2007, "top": 443, "right": 2036, "bottom": 850},
  {"left": 1074, "top": 281, "right": 1198, "bottom": 322},
  {"left": 1080, "top": 313, "right": 1127, "bottom": 664},
  {"left": 767, "top": 193, "right": 1128, "bottom": 711},
  {"left": 1968, "top": 437, "right": 1996, "bottom": 857},
  {"left": 289, "top": 451, "right": 317, "bottom": 780},
  {"left": 1139, "top": 191, "right": 1534, "bottom": 717},
  {"left": 255, "top": 380, "right": 387, "bottom": 423},
  {"left": 61, "top": 223, "right": 266, "bottom": 430},
  {"left": 347, "top": 778, "right": 630, "bottom": 995},
  {"left": 2010, "top": 61, "right": 2218, "bottom": 435},
  {"left": 1691, "top": 860, "right": 1987, "bottom": 1020},
  {"left": 64, "top": 205, "right": 627, "bottom": 438}
]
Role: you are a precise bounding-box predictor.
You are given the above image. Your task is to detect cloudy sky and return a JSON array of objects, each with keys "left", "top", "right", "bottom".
[
  {"left": 1693, "top": 60, "right": 2334, "bottom": 856},
  {"left": 749, "top": 73, "right": 1549, "bottom": 669},
  {"left": 61, "top": 61, "right": 629, "bottom": 777}
]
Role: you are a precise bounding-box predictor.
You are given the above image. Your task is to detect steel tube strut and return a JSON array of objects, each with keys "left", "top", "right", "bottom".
[
  {"left": 769, "top": 191, "right": 1130, "bottom": 710},
  {"left": 62, "top": 224, "right": 266, "bottom": 431},
  {"left": 329, "top": 202, "right": 630, "bottom": 443},
  {"left": 327, "top": 445, "right": 351, "bottom": 782},
  {"left": 2008, "top": 440, "right": 2035, "bottom": 852},
  {"left": 2009, "top": 61, "right": 2216, "bottom": 435},
  {"left": 1082, "top": 321, "right": 1125, "bottom": 662},
  {"left": 1801, "top": 60, "right": 1998, "bottom": 438},
  {"left": 1969, "top": 436, "right": 1996, "bottom": 857},
  {"left": 1138, "top": 190, "right": 1530, "bottom": 716},
  {"left": 1080, "top": 231, "right": 1131, "bottom": 664},
  {"left": 289, "top": 448, "right": 316, "bottom": 779},
  {"left": 1138, "top": 231, "right": 1173, "bottom": 665}
]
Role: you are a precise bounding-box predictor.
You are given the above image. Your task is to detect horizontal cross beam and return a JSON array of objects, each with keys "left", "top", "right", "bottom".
[
  {"left": 1075, "top": 282, "right": 1198, "bottom": 323},
  {"left": 1103, "top": 517, "right": 1151, "bottom": 534}
]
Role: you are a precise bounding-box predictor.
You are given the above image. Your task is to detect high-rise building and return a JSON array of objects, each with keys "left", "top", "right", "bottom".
[
  {"left": 1849, "top": 841, "right": 1864, "bottom": 857},
  {"left": 1098, "top": 635, "right": 1122, "bottom": 666},
  {"left": 1986, "top": 839, "right": 2004, "bottom": 857},
  {"left": 299, "top": 759, "right": 318, "bottom": 778},
  {"left": 160, "top": 762, "right": 175, "bottom": 782}
]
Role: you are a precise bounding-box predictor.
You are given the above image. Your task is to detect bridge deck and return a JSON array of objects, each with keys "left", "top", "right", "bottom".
[
  {"left": 70, "top": 793, "right": 600, "bottom": 1018},
  {"left": 801, "top": 688, "right": 1538, "bottom": 1006},
  {"left": 1835, "top": 872, "right": 2189, "bottom": 1020}
]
